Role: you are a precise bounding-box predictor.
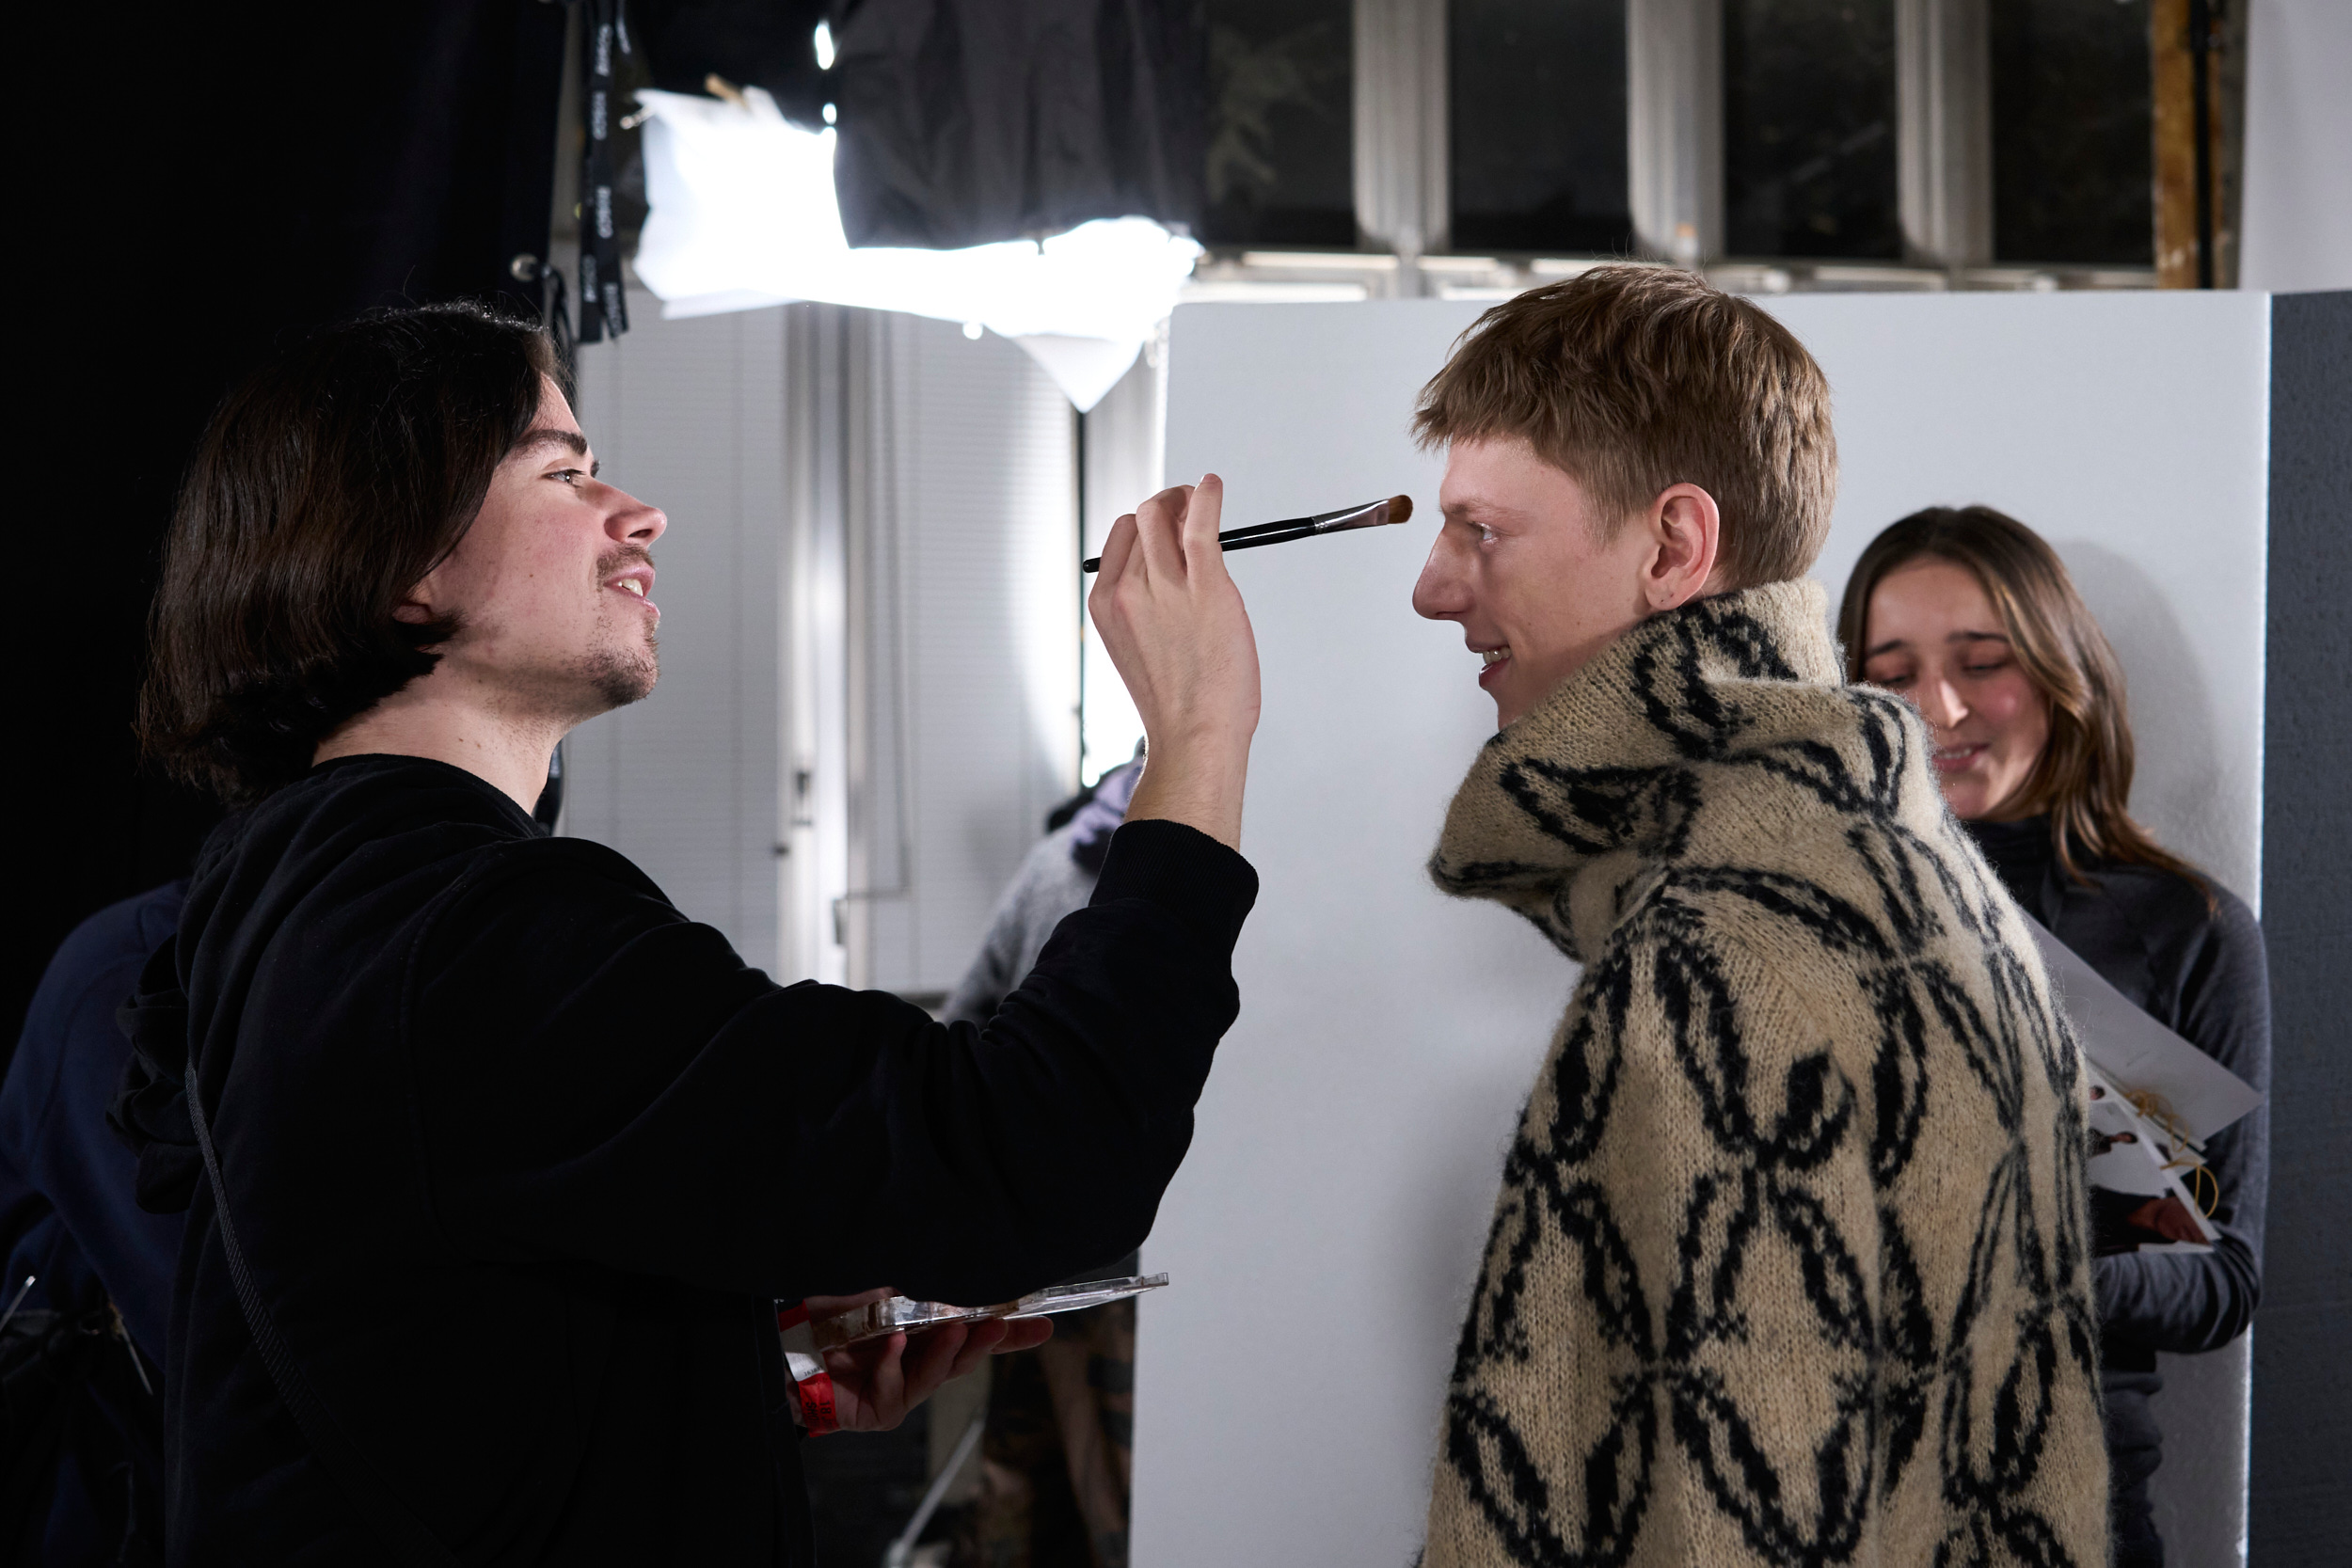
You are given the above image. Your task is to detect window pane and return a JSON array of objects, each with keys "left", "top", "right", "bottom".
[
  {"left": 1724, "top": 0, "right": 1900, "bottom": 260},
  {"left": 1201, "top": 0, "right": 1355, "bottom": 247},
  {"left": 1448, "top": 0, "right": 1632, "bottom": 255},
  {"left": 1991, "top": 0, "right": 2153, "bottom": 265}
]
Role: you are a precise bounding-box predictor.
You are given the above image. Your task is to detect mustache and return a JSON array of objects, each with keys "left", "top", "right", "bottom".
[{"left": 596, "top": 546, "right": 655, "bottom": 578}]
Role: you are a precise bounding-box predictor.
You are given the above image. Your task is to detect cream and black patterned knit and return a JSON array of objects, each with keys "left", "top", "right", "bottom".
[{"left": 1422, "top": 580, "right": 2106, "bottom": 1568}]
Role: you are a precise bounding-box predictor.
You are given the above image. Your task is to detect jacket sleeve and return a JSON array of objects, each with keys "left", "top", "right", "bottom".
[
  {"left": 2092, "top": 889, "right": 2272, "bottom": 1354},
  {"left": 407, "top": 819, "right": 1254, "bottom": 1307}
]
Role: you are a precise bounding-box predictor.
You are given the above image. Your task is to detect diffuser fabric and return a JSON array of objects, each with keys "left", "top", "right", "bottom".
[{"left": 631, "top": 86, "right": 1198, "bottom": 410}]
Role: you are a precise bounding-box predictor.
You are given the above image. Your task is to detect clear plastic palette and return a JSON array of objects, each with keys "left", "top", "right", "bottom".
[{"left": 808, "top": 1275, "right": 1169, "bottom": 1350}]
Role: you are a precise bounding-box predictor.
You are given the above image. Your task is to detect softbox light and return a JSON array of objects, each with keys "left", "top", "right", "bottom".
[{"left": 631, "top": 87, "right": 1200, "bottom": 411}]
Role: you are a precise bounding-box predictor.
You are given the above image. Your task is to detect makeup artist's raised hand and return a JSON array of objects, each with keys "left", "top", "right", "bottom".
[{"left": 1089, "top": 474, "right": 1261, "bottom": 848}]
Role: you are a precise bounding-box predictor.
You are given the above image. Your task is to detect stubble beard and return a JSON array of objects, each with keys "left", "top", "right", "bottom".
[{"left": 580, "top": 634, "right": 659, "bottom": 711}]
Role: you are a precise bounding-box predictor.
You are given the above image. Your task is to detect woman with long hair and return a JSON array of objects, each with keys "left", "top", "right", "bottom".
[{"left": 1840, "top": 505, "right": 2271, "bottom": 1568}]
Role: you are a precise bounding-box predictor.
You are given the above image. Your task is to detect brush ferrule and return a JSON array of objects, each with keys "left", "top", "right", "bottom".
[{"left": 1311, "top": 499, "right": 1394, "bottom": 534}]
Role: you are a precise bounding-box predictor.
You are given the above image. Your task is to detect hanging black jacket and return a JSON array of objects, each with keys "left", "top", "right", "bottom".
[{"left": 110, "top": 754, "right": 1255, "bottom": 1565}]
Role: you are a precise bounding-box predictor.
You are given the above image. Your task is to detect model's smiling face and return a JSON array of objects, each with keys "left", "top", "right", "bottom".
[
  {"left": 1411, "top": 436, "right": 1657, "bottom": 728},
  {"left": 1860, "top": 556, "right": 2052, "bottom": 820}
]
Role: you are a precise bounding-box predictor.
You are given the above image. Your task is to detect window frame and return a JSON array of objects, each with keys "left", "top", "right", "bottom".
[{"left": 1185, "top": 0, "right": 2156, "bottom": 301}]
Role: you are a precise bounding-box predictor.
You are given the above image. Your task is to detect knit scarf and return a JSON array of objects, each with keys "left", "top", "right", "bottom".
[{"left": 1421, "top": 581, "right": 2107, "bottom": 1568}]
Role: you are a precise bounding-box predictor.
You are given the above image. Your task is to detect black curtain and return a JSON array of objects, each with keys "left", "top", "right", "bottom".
[
  {"left": 635, "top": 0, "right": 1208, "bottom": 249},
  {"left": 635, "top": 0, "right": 836, "bottom": 126},
  {"left": 15, "top": 3, "right": 568, "bottom": 1061},
  {"left": 833, "top": 0, "right": 1206, "bottom": 248}
]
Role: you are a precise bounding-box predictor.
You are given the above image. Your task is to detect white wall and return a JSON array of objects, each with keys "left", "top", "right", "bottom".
[
  {"left": 1079, "top": 338, "right": 1167, "bottom": 783},
  {"left": 2241, "top": 0, "right": 2352, "bottom": 293},
  {"left": 565, "top": 297, "right": 787, "bottom": 974},
  {"left": 566, "top": 302, "right": 1080, "bottom": 1003},
  {"left": 1784, "top": 292, "right": 2271, "bottom": 904},
  {"left": 1133, "top": 293, "right": 2272, "bottom": 1565},
  {"left": 851, "top": 314, "right": 1083, "bottom": 996}
]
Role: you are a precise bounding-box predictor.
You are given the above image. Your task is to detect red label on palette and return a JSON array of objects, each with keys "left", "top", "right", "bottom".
[{"left": 796, "top": 1371, "right": 838, "bottom": 1435}]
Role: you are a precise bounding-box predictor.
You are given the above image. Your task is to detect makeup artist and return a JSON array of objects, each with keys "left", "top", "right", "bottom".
[
  {"left": 110, "top": 305, "right": 1262, "bottom": 1565},
  {"left": 1841, "top": 505, "right": 2271, "bottom": 1568}
]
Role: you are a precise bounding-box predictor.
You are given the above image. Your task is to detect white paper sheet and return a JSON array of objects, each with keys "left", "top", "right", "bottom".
[{"left": 2022, "top": 913, "right": 2263, "bottom": 1143}]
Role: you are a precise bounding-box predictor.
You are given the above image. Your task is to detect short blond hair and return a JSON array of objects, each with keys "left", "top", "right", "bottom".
[{"left": 1413, "top": 266, "right": 1837, "bottom": 589}]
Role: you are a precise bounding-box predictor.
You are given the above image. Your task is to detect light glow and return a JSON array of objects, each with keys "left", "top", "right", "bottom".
[
  {"left": 812, "top": 23, "right": 834, "bottom": 71},
  {"left": 1082, "top": 618, "right": 1146, "bottom": 786},
  {"left": 631, "top": 87, "right": 1201, "bottom": 411}
]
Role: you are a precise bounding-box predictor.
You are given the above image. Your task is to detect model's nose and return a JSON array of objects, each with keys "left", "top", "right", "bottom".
[{"left": 1412, "top": 537, "right": 1468, "bottom": 621}]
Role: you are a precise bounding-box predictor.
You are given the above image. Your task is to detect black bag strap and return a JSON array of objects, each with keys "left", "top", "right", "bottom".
[{"left": 185, "top": 1052, "right": 458, "bottom": 1567}]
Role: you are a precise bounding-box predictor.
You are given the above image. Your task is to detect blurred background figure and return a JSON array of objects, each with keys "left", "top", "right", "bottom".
[
  {"left": 1, "top": 879, "right": 186, "bottom": 1566},
  {"left": 1841, "top": 505, "right": 2271, "bottom": 1568},
  {"left": 945, "top": 753, "right": 1146, "bottom": 1026},
  {"left": 944, "top": 752, "right": 1146, "bottom": 1568}
]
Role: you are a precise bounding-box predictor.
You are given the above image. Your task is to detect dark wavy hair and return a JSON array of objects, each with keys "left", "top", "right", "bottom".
[
  {"left": 1836, "top": 504, "right": 2206, "bottom": 895},
  {"left": 140, "top": 303, "right": 558, "bottom": 803}
]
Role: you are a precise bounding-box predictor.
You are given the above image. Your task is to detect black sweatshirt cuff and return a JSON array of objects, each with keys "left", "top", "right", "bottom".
[{"left": 1089, "top": 819, "right": 1259, "bottom": 959}]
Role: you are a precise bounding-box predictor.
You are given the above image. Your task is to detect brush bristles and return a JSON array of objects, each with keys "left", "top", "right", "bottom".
[{"left": 1324, "top": 495, "right": 1415, "bottom": 534}]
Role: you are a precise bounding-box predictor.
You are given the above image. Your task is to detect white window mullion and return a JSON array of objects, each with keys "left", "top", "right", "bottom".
[
  {"left": 1354, "top": 0, "right": 1450, "bottom": 287},
  {"left": 1896, "top": 0, "right": 1994, "bottom": 270},
  {"left": 780, "top": 306, "right": 850, "bottom": 989},
  {"left": 1629, "top": 0, "right": 1724, "bottom": 265}
]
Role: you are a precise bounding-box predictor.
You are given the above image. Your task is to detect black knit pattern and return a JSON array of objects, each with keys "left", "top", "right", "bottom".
[{"left": 1430, "top": 593, "right": 2100, "bottom": 1568}]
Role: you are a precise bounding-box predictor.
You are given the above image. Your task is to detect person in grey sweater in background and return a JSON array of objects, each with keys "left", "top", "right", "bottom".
[
  {"left": 943, "top": 754, "right": 1143, "bottom": 1568},
  {"left": 945, "top": 758, "right": 1144, "bottom": 1029}
]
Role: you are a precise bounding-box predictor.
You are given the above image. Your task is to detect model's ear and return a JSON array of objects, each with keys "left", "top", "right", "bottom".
[{"left": 1640, "top": 483, "right": 1723, "bottom": 611}]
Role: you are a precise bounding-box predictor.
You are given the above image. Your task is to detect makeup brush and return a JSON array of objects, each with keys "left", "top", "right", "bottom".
[{"left": 1082, "top": 495, "right": 1413, "bottom": 573}]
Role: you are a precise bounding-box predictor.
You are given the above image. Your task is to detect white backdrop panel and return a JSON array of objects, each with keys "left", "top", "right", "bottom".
[
  {"left": 1134, "top": 293, "right": 2268, "bottom": 1567},
  {"left": 1782, "top": 291, "right": 2271, "bottom": 901}
]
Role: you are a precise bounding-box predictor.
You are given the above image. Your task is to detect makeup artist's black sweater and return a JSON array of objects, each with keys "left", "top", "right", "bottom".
[{"left": 111, "top": 754, "right": 1255, "bottom": 1566}]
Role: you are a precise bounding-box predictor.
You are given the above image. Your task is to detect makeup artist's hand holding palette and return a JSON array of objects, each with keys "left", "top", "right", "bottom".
[
  {"left": 807, "top": 1275, "right": 1170, "bottom": 1350},
  {"left": 1081, "top": 496, "right": 1413, "bottom": 573}
]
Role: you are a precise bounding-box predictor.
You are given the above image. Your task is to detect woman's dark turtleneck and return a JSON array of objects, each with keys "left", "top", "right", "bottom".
[{"left": 1958, "top": 802, "right": 2272, "bottom": 1568}]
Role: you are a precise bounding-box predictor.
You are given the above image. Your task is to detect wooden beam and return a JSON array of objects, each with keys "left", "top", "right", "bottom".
[{"left": 2153, "top": 0, "right": 2243, "bottom": 289}]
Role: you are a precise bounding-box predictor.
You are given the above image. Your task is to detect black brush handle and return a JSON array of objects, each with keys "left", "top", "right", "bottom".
[
  {"left": 1216, "top": 515, "right": 1320, "bottom": 543},
  {"left": 1082, "top": 520, "right": 1319, "bottom": 574},
  {"left": 1215, "top": 525, "right": 1318, "bottom": 555}
]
